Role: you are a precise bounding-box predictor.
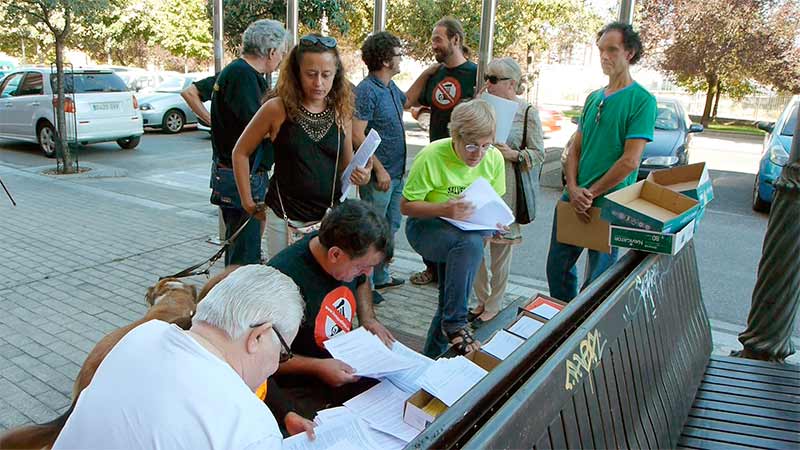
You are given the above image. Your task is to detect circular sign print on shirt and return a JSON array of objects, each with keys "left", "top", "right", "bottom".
[
  {"left": 314, "top": 286, "right": 356, "bottom": 349},
  {"left": 432, "top": 77, "right": 462, "bottom": 111}
]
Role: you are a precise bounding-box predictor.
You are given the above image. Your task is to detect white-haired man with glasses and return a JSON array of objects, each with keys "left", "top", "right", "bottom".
[
  {"left": 546, "top": 22, "right": 657, "bottom": 302},
  {"left": 53, "top": 265, "right": 304, "bottom": 450}
]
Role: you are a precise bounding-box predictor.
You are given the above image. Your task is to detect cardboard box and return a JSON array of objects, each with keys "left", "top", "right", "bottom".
[
  {"left": 556, "top": 201, "right": 611, "bottom": 253},
  {"left": 610, "top": 219, "right": 695, "bottom": 255},
  {"left": 601, "top": 180, "right": 699, "bottom": 233},
  {"left": 519, "top": 293, "right": 567, "bottom": 319},
  {"left": 646, "top": 162, "right": 714, "bottom": 206},
  {"left": 403, "top": 351, "right": 500, "bottom": 430}
]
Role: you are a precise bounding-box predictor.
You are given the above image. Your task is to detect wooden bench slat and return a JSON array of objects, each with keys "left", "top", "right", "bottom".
[
  {"left": 691, "top": 398, "right": 800, "bottom": 422},
  {"left": 698, "top": 381, "right": 800, "bottom": 405},
  {"left": 677, "top": 435, "right": 761, "bottom": 450},
  {"left": 685, "top": 417, "right": 800, "bottom": 445},
  {"left": 695, "top": 389, "right": 800, "bottom": 414},
  {"left": 572, "top": 382, "right": 596, "bottom": 449},
  {"left": 710, "top": 355, "right": 800, "bottom": 374},
  {"left": 682, "top": 425, "right": 798, "bottom": 449},
  {"left": 702, "top": 374, "right": 800, "bottom": 397},
  {"left": 708, "top": 358, "right": 800, "bottom": 382},
  {"left": 688, "top": 405, "right": 800, "bottom": 432},
  {"left": 704, "top": 367, "right": 800, "bottom": 388}
]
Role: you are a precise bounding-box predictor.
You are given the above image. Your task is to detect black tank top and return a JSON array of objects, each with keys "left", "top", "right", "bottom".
[{"left": 266, "top": 111, "right": 343, "bottom": 222}]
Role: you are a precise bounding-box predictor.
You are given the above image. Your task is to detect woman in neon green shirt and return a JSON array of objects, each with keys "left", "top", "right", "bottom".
[{"left": 401, "top": 99, "right": 506, "bottom": 356}]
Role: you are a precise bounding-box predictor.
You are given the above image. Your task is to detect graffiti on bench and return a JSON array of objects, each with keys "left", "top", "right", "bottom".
[{"left": 564, "top": 328, "right": 608, "bottom": 393}]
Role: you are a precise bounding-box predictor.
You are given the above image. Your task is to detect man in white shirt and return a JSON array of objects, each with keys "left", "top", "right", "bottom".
[{"left": 53, "top": 265, "right": 305, "bottom": 450}]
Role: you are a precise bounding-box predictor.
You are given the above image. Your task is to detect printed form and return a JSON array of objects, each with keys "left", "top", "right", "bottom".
[
  {"left": 481, "top": 330, "right": 525, "bottom": 360},
  {"left": 384, "top": 341, "right": 434, "bottom": 393},
  {"left": 323, "top": 327, "right": 415, "bottom": 378},
  {"left": 340, "top": 129, "right": 381, "bottom": 201},
  {"left": 508, "top": 315, "right": 545, "bottom": 338},
  {"left": 344, "top": 380, "right": 421, "bottom": 442},
  {"left": 418, "top": 356, "right": 488, "bottom": 406},
  {"left": 441, "top": 178, "right": 514, "bottom": 231}
]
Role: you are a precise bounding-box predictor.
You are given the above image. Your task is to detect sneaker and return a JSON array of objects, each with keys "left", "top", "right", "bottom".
[
  {"left": 372, "top": 290, "right": 385, "bottom": 305},
  {"left": 374, "top": 277, "right": 405, "bottom": 290}
]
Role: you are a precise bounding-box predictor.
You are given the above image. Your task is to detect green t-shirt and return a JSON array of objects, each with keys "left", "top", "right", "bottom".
[
  {"left": 403, "top": 138, "right": 505, "bottom": 204},
  {"left": 419, "top": 61, "right": 478, "bottom": 141},
  {"left": 577, "top": 82, "right": 657, "bottom": 195}
]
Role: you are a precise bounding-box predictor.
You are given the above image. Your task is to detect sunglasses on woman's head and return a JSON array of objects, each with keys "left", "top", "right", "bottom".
[
  {"left": 299, "top": 35, "right": 337, "bottom": 49},
  {"left": 484, "top": 74, "right": 511, "bottom": 84}
]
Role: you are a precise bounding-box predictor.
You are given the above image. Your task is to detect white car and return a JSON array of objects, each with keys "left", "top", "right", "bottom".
[{"left": 0, "top": 67, "right": 144, "bottom": 157}]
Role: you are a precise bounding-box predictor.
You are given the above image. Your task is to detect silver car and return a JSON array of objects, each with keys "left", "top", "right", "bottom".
[{"left": 138, "top": 76, "right": 202, "bottom": 133}]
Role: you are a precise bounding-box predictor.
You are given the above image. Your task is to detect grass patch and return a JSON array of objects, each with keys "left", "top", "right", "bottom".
[
  {"left": 706, "top": 123, "right": 765, "bottom": 136},
  {"left": 562, "top": 109, "right": 582, "bottom": 119}
]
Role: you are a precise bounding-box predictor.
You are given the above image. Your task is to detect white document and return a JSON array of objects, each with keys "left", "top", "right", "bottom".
[
  {"left": 507, "top": 315, "right": 544, "bottom": 339},
  {"left": 418, "top": 355, "right": 488, "bottom": 407},
  {"left": 531, "top": 303, "right": 560, "bottom": 320},
  {"left": 384, "top": 342, "right": 434, "bottom": 393},
  {"left": 323, "top": 327, "right": 415, "bottom": 378},
  {"left": 340, "top": 129, "right": 382, "bottom": 201},
  {"left": 314, "top": 406, "right": 351, "bottom": 427},
  {"left": 344, "top": 380, "right": 421, "bottom": 442},
  {"left": 481, "top": 92, "right": 519, "bottom": 144},
  {"left": 283, "top": 413, "right": 380, "bottom": 450},
  {"left": 441, "top": 177, "right": 514, "bottom": 231},
  {"left": 481, "top": 330, "right": 525, "bottom": 360}
]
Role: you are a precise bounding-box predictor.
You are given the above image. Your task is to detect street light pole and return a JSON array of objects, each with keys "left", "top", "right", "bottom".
[
  {"left": 373, "top": 0, "right": 386, "bottom": 34},
  {"left": 476, "top": 0, "right": 497, "bottom": 93},
  {"left": 734, "top": 104, "right": 800, "bottom": 362},
  {"left": 619, "top": 0, "right": 635, "bottom": 24},
  {"left": 287, "top": 0, "right": 299, "bottom": 49},
  {"left": 213, "top": 0, "right": 223, "bottom": 73}
]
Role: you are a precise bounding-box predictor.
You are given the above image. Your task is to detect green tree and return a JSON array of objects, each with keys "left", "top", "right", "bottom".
[
  {"left": 155, "top": 0, "right": 213, "bottom": 72},
  {"left": 2, "top": 0, "right": 110, "bottom": 174},
  {"left": 0, "top": 13, "right": 54, "bottom": 64},
  {"left": 72, "top": 0, "right": 158, "bottom": 68}
]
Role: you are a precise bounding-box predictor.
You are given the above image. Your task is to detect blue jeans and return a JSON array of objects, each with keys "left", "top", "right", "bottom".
[
  {"left": 360, "top": 177, "right": 404, "bottom": 286},
  {"left": 406, "top": 217, "right": 490, "bottom": 357},
  {"left": 221, "top": 207, "right": 263, "bottom": 266},
  {"left": 545, "top": 203, "right": 619, "bottom": 301}
]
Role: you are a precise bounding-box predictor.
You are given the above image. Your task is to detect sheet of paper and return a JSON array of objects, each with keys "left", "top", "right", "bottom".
[
  {"left": 418, "top": 355, "right": 488, "bottom": 407},
  {"left": 531, "top": 303, "right": 560, "bottom": 320},
  {"left": 481, "top": 330, "right": 525, "bottom": 360},
  {"left": 314, "top": 406, "right": 351, "bottom": 426},
  {"left": 283, "top": 413, "right": 380, "bottom": 450},
  {"left": 312, "top": 408, "right": 405, "bottom": 450},
  {"left": 323, "top": 327, "right": 415, "bottom": 378},
  {"left": 384, "top": 342, "right": 434, "bottom": 393},
  {"left": 344, "top": 380, "right": 421, "bottom": 442},
  {"left": 481, "top": 92, "right": 519, "bottom": 143},
  {"left": 507, "top": 315, "right": 544, "bottom": 339},
  {"left": 340, "top": 129, "right": 382, "bottom": 201},
  {"left": 440, "top": 177, "right": 514, "bottom": 231}
]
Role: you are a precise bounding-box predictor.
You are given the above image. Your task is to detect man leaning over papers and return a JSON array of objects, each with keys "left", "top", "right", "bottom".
[{"left": 267, "top": 200, "right": 396, "bottom": 419}]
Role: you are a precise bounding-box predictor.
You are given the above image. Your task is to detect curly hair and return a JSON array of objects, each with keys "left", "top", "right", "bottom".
[
  {"left": 597, "top": 22, "right": 644, "bottom": 65},
  {"left": 361, "top": 32, "right": 402, "bottom": 72},
  {"left": 276, "top": 34, "right": 354, "bottom": 125}
]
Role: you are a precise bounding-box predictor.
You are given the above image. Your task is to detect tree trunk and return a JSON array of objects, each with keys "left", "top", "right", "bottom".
[
  {"left": 712, "top": 78, "right": 722, "bottom": 122},
  {"left": 701, "top": 73, "right": 718, "bottom": 127},
  {"left": 54, "top": 37, "right": 74, "bottom": 174}
]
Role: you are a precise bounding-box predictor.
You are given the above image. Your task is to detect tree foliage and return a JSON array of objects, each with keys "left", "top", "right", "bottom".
[
  {"left": 154, "top": 0, "right": 212, "bottom": 71},
  {"left": 639, "top": 0, "right": 800, "bottom": 125},
  {"left": 72, "top": 0, "right": 158, "bottom": 67}
]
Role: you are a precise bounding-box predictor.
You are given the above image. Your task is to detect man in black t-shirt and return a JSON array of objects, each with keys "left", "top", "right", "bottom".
[
  {"left": 268, "top": 200, "right": 395, "bottom": 417},
  {"left": 211, "top": 19, "right": 287, "bottom": 267},
  {"left": 181, "top": 75, "right": 215, "bottom": 126}
]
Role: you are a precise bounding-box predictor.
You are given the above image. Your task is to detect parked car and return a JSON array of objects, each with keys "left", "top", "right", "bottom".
[
  {"left": 560, "top": 97, "right": 703, "bottom": 183},
  {"left": 753, "top": 95, "right": 798, "bottom": 212},
  {"left": 138, "top": 75, "right": 205, "bottom": 133},
  {"left": 0, "top": 67, "right": 143, "bottom": 157}
]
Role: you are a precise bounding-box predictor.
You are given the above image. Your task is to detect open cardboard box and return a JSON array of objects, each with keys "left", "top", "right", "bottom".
[
  {"left": 556, "top": 201, "right": 611, "bottom": 253},
  {"left": 506, "top": 310, "right": 549, "bottom": 339},
  {"left": 646, "top": 162, "right": 714, "bottom": 206},
  {"left": 601, "top": 180, "right": 699, "bottom": 233},
  {"left": 519, "top": 293, "right": 567, "bottom": 318},
  {"left": 610, "top": 219, "right": 695, "bottom": 255},
  {"left": 403, "top": 351, "right": 500, "bottom": 431}
]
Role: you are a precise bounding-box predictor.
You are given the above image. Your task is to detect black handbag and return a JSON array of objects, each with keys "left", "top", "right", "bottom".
[
  {"left": 514, "top": 105, "right": 538, "bottom": 225},
  {"left": 210, "top": 147, "right": 267, "bottom": 209}
]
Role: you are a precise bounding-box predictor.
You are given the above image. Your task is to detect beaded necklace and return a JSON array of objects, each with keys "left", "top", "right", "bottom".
[{"left": 297, "top": 104, "right": 334, "bottom": 142}]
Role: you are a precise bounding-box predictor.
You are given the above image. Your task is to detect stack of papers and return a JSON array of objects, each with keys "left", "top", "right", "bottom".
[
  {"left": 418, "top": 356, "right": 488, "bottom": 406},
  {"left": 441, "top": 178, "right": 514, "bottom": 231},
  {"left": 530, "top": 303, "right": 560, "bottom": 320},
  {"left": 284, "top": 411, "right": 381, "bottom": 450},
  {"left": 384, "top": 342, "right": 434, "bottom": 393},
  {"left": 343, "top": 381, "right": 421, "bottom": 442},
  {"left": 507, "top": 315, "right": 545, "bottom": 338},
  {"left": 340, "top": 129, "right": 382, "bottom": 202},
  {"left": 481, "top": 330, "right": 525, "bottom": 360},
  {"left": 309, "top": 407, "right": 407, "bottom": 450},
  {"left": 323, "top": 328, "right": 415, "bottom": 378}
]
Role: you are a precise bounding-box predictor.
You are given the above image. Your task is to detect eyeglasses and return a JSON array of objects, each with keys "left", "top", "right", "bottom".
[
  {"left": 464, "top": 143, "right": 492, "bottom": 153},
  {"left": 484, "top": 74, "right": 511, "bottom": 84},
  {"left": 595, "top": 99, "right": 604, "bottom": 124},
  {"left": 251, "top": 322, "right": 293, "bottom": 363},
  {"left": 299, "top": 35, "right": 337, "bottom": 49}
]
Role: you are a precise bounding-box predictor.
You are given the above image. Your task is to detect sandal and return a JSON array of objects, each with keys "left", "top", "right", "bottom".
[
  {"left": 445, "top": 327, "right": 480, "bottom": 355},
  {"left": 410, "top": 269, "right": 436, "bottom": 285},
  {"left": 467, "top": 305, "right": 485, "bottom": 322}
]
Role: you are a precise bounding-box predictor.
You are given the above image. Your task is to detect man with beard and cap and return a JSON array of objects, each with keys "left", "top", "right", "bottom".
[{"left": 404, "top": 16, "right": 478, "bottom": 287}]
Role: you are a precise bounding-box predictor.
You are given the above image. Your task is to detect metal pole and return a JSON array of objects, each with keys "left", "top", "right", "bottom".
[
  {"left": 618, "top": 0, "right": 635, "bottom": 24},
  {"left": 476, "top": 0, "right": 497, "bottom": 93},
  {"left": 734, "top": 103, "right": 800, "bottom": 362},
  {"left": 373, "top": 0, "right": 387, "bottom": 33},
  {"left": 213, "top": 0, "right": 224, "bottom": 73},
  {"left": 287, "top": 0, "right": 299, "bottom": 49}
]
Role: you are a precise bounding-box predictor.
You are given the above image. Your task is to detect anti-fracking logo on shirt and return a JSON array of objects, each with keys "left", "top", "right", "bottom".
[
  {"left": 432, "top": 77, "right": 462, "bottom": 111},
  {"left": 314, "top": 286, "right": 356, "bottom": 349}
]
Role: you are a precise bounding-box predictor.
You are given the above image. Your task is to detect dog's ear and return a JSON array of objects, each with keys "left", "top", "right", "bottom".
[
  {"left": 171, "top": 316, "right": 193, "bottom": 330},
  {"left": 145, "top": 283, "right": 158, "bottom": 306}
]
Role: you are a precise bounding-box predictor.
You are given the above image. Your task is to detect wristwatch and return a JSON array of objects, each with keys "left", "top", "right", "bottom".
[{"left": 253, "top": 203, "right": 268, "bottom": 213}]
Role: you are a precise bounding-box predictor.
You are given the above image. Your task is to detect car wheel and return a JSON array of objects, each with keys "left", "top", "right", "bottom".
[
  {"left": 752, "top": 176, "right": 769, "bottom": 212},
  {"left": 37, "top": 121, "right": 57, "bottom": 158},
  {"left": 162, "top": 109, "right": 185, "bottom": 134},
  {"left": 117, "top": 136, "right": 141, "bottom": 150}
]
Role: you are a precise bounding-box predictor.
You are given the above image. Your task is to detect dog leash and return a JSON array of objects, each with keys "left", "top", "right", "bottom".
[{"left": 159, "top": 215, "right": 254, "bottom": 280}]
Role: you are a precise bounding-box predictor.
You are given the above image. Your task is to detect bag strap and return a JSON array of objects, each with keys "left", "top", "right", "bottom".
[
  {"left": 212, "top": 145, "right": 263, "bottom": 176},
  {"left": 521, "top": 105, "right": 532, "bottom": 151}
]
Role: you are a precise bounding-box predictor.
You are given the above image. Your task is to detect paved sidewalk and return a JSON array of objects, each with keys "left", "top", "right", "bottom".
[{"left": 0, "top": 162, "right": 793, "bottom": 434}]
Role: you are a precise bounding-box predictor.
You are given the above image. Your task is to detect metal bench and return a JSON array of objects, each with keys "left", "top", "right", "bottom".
[{"left": 405, "top": 242, "right": 800, "bottom": 449}]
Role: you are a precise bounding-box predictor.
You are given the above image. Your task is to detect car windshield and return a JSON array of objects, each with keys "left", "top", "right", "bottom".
[
  {"left": 655, "top": 103, "right": 680, "bottom": 130},
  {"left": 50, "top": 72, "right": 128, "bottom": 93},
  {"left": 780, "top": 104, "right": 797, "bottom": 137},
  {"left": 155, "top": 77, "right": 188, "bottom": 93}
]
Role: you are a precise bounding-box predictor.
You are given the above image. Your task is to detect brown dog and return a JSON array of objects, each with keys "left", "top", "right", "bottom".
[{"left": 0, "top": 278, "right": 199, "bottom": 450}]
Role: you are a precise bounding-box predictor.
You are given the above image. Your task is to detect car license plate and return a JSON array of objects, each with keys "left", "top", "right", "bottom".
[{"left": 92, "top": 102, "right": 120, "bottom": 111}]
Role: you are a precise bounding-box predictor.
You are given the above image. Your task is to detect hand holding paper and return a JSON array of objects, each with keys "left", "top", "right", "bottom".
[
  {"left": 441, "top": 178, "right": 514, "bottom": 231},
  {"left": 340, "top": 129, "right": 381, "bottom": 201}
]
